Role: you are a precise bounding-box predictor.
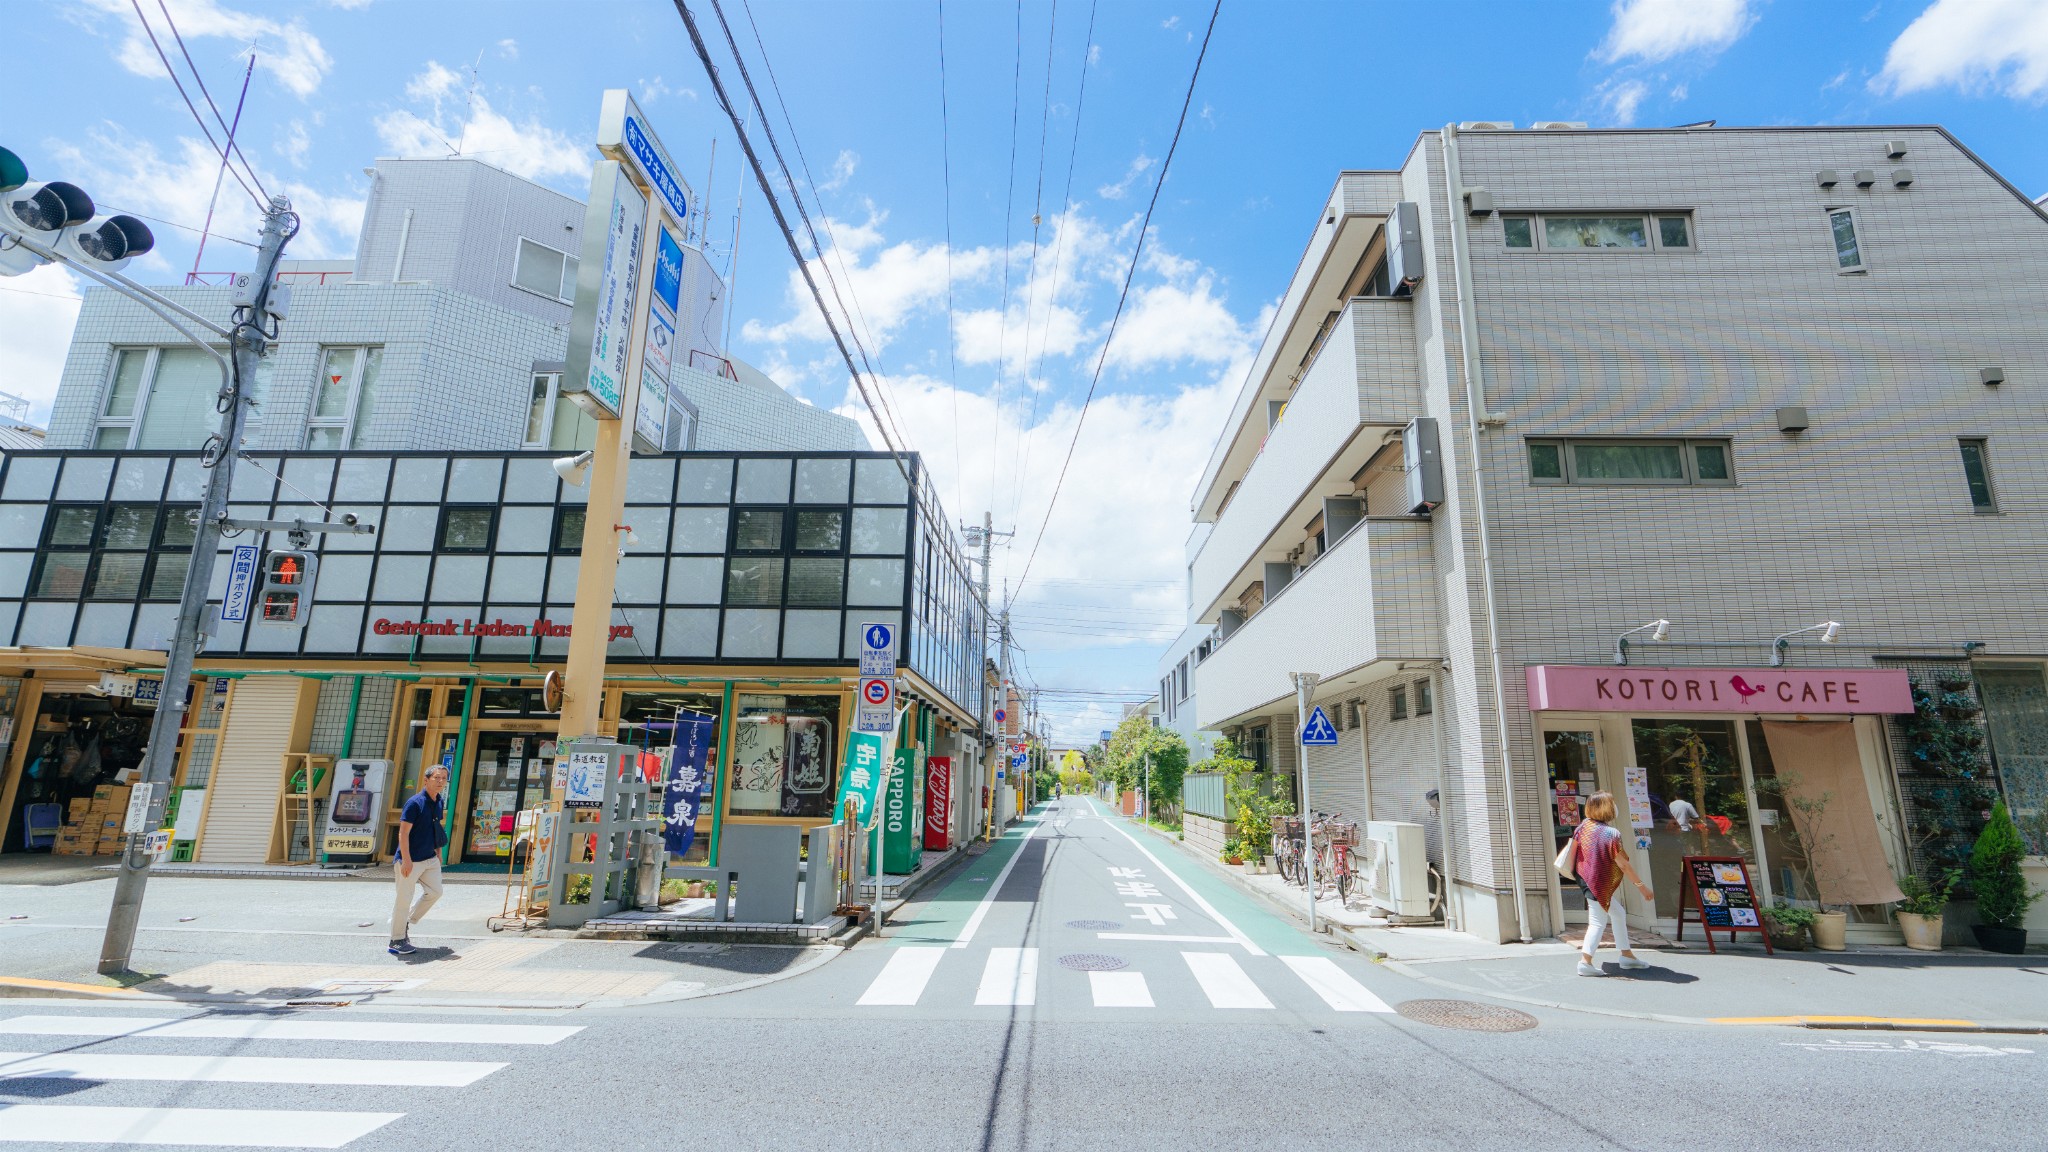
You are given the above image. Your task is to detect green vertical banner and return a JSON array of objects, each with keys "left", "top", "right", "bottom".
[
  {"left": 837, "top": 728, "right": 888, "bottom": 829},
  {"left": 874, "top": 744, "right": 928, "bottom": 874}
]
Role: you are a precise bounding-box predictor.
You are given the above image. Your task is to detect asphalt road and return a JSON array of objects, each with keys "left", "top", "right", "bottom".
[{"left": 2, "top": 797, "right": 2041, "bottom": 1150}]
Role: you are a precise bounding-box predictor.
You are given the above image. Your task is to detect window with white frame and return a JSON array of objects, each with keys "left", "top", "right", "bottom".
[
  {"left": 1527, "top": 437, "right": 1735, "bottom": 487},
  {"left": 305, "top": 346, "right": 383, "bottom": 449},
  {"left": 512, "top": 237, "right": 579, "bottom": 303},
  {"left": 524, "top": 372, "right": 561, "bottom": 447},
  {"left": 1827, "top": 208, "right": 1864, "bottom": 272},
  {"left": 1501, "top": 211, "right": 1694, "bottom": 252},
  {"left": 94, "top": 346, "right": 237, "bottom": 450}
]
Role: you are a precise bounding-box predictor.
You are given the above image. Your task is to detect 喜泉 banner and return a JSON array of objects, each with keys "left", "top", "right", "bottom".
[
  {"left": 663, "top": 712, "right": 716, "bottom": 856},
  {"left": 836, "top": 728, "right": 888, "bottom": 829}
]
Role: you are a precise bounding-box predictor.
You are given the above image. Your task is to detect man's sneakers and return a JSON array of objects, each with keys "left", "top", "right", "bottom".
[
  {"left": 1576, "top": 959, "right": 1604, "bottom": 977},
  {"left": 388, "top": 938, "right": 416, "bottom": 956}
]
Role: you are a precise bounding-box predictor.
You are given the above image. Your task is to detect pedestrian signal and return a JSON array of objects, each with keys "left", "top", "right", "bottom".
[{"left": 258, "top": 549, "right": 316, "bottom": 627}]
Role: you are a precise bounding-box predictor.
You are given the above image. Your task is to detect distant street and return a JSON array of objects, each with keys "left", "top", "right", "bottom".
[{"left": 4, "top": 800, "right": 2041, "bottom": 1150}]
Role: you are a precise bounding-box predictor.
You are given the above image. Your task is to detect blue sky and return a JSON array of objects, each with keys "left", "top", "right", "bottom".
[{"left": 5, "top": 0, "right": 2046, "bottom": 741}]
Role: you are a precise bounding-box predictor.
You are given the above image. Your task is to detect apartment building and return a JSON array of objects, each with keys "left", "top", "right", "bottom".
[
  {"left": 1165, "top": 122, "right": 2048, "bottom": 944},
  {"left": 39, "top": 156, "right": 865, "bottom": 458}
]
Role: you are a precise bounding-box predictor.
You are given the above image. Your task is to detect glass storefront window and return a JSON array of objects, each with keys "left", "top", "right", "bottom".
[
  {"left": 1981, "top": 667, "right": 2048, "bottom": 856},
  {"left": 729, "top": 693, "right": 840, "bottom": 818},
  {"left": 477, "top": 686, "right": 555, "bottom": 717},
  {"left": 1631, "top": 719, "right": 1753, "bottom": 919}
]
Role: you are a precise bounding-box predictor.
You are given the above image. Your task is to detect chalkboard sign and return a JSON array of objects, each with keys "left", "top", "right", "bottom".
[{"left": 1676, "top": 855, "right": 1772, "bottom": 955}]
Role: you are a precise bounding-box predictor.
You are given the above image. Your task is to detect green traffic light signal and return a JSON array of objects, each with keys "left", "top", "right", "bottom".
[{"left": 0, "top": 147, "right": 25, "bottom": 195}]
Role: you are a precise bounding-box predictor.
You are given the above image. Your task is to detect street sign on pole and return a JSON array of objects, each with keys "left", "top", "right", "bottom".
[
  {"left": 1301, "top": 705, "right": 1339, "bottom": 746},
  {"left": 857, "top": 621, "right": 897, "bottom": 733},
  {"left": 220, "top": 543, "right": 259, "bottom": 623},
  {"left": 858, "top": 622, "right": 895, "bottom": 677},
  {"left": 1291, "top": 672, "right": 1324, "bottom": 934}
]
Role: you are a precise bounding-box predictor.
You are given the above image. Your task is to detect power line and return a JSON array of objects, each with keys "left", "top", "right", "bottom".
[
  {"left": 988, "top": 0, "right": 1025, "bottom": 515},
  {"left": 1013, "top": 0, "right": 1223, "bottom": 602},
  {"left": 125, "top": 0, "right": 265, "bottom": 211},
  {"left": 935, "top": 0, "right": 964, "bottom": 499},
  {"left": 154, "top": 0, "right": 270, "bottom": 204},
  {"left": 1005, "top": 0, "right": 1060, "bottom": 525}
]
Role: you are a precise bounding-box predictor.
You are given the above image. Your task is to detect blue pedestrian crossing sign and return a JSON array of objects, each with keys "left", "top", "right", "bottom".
[{"left": 1300, "top": 705, "right": 1339, "bottom": 746}]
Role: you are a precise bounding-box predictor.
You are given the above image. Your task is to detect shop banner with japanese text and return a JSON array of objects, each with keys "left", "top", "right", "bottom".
[
  {"left": 663, "top": 712, "right": 715, "bottom": 856},
  {"left": 836, "top": 728, "right": 890, "bottom": 829}
]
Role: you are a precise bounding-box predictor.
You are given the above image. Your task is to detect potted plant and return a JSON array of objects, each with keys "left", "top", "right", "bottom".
[
  {"left": 1754, "top": 773, "right": 1848, "bottom": 950},
  {"left": 1893, "top": 868, "right": 1960, "bottom": 951},
  {"left": 1970, "top": 802, "right": 2040, "bottom": 955},
  {"left": 1762, "top": 902, "right": 1814, "bottom": 951}
]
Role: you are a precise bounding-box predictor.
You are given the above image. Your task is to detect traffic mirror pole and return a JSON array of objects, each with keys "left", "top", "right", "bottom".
[{"left": 98, "top": 198, "right": 296, "bottom": 976}]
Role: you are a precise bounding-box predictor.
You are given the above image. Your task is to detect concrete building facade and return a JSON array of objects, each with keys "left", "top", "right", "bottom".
[{"left": 1164, "top": 123, "right": 2048, "bottom": 944}]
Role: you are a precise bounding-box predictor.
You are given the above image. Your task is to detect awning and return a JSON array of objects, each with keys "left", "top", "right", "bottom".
[{"left": 0, "top": 646, "right": 169, "bottom": 676}]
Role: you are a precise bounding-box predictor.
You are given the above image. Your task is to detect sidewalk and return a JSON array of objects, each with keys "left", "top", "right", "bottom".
[
  {"left": 1126, "top": 814, "right": 2048, "bottom": 1033},
  {"left": 1, "top": 864, "right": 844, "bottom": 1010}
]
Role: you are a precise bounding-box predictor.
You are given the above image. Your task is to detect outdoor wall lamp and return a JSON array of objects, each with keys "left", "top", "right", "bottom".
[
  {"left": 552, "top": 449, "right": 594, "bottom": 486},
  {"left": 1612, "top": 619, "right": 1670, "bottom": 666},
  {"left": 614, "top": 523, "right": 640, "bottom": 558},
  {"left": 1771, "top": 620, "right": 1841, "bottom": 666}
]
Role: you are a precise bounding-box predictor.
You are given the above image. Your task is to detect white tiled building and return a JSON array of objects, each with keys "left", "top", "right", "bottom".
[
  {"left": 1164, "top": 123, "right": 2048, "bottom": 944},
  {"left": 39, "top": 157, "right": 865, "bottom": 456}
]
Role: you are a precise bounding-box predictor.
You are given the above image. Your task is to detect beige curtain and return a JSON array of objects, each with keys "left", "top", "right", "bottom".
[{"left": 1761, "top": 721, "right": 1903, "bottom": 906}]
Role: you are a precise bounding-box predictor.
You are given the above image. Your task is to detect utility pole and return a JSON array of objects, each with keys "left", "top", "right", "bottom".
[
  {"left": 1291, "top": 671, "right": 1321, "bottom": 935},
  {"left": 960, "top": 513, "right": 1011, "bottom": 840},
  {"left": 99, "top": 197, "right": 295, "bottom": 976}
]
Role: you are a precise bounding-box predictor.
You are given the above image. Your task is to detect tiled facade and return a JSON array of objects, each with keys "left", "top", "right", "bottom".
[{"left": 1165, "top": 124, "right": 2048, "bottom": 942}]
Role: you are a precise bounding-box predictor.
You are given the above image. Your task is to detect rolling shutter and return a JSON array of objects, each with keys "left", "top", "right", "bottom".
[{"left": 198, "top": 676, "right": 312, "bottom": 863}]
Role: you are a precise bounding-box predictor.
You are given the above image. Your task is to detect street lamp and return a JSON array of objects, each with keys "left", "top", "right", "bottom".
[
  {"left": 1771, "top": 621, "right": 1841, "bottom": 667},
  {"left": 552, "top": 449, "right": 594, "bottom": 486},
  {"left": 1612, "top": 619, "right": 1671, "bottom": 666}
]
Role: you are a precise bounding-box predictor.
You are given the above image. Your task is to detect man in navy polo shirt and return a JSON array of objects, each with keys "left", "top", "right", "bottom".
[{"left": 389, "top": 765, "right": 450, "bottom": 956}]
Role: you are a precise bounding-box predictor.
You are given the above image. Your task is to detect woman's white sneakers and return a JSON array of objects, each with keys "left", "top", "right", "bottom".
[
  {"left": 1579, "top": 956, "right": 1651, "bottom": 975},
  {"left": 1618, "top": 956, "right": 1651, "bottom": 970},
  {"left": 1576, "top": 959, "right": 1604, "bottom": 976}
]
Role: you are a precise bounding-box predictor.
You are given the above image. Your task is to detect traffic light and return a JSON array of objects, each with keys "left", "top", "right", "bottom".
[
  {"left": 0, "top": 145, "right": 153, "bottom": 276},
  {"left": 258, "top": 549, "right": 317, "bottom": 627}
]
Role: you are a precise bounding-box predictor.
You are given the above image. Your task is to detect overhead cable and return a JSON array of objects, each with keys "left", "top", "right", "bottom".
[{"left": 125, "top": 0, "right": 266, "bottom": 210}]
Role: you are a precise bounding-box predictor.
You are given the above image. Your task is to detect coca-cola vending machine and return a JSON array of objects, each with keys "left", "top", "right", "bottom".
[{"left": 924, "top": 756, "right": 952, "bottom": 850}]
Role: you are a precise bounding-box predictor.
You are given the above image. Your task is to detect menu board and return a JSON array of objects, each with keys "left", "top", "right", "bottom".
[
  {"left": 1677, "top": 855, "right": 1771, "bottom": 955},
  {"left": 1622, "top": 765, "right": 1654, "bottom": 830}
]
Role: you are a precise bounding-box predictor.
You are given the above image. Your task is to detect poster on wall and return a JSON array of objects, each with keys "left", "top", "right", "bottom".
[
  {"left": 731, "top": 706, "right": 787, "bottom": 814},
  {"left": 1622, "top": 765, "right": 1654, "bottom": 830},
  {"left": 1553, "top": 780, "right": 1580, "bottom": 828},
  {"left": 564, "top": 751, "right": 610, "bottom": 808}
]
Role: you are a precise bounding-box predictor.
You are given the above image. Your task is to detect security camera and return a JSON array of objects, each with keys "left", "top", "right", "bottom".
[
  {"left": 0, "top": 177, "right": 94, "bottom": 275},
  {"left": 341, "top": 512, "right": 359, "bottom": 526},
  {"left": 57, "top": 213, "right": 154, "bottom": 274}
]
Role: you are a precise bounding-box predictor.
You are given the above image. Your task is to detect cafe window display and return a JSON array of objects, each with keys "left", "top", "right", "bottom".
[{"left": 729, "top": 693, "right": 840, "bottom": 818}]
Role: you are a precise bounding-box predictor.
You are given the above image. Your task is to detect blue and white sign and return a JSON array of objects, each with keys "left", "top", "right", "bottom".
[
  {"left": 652, "top": 225, "right": 683, "bottom": 317},
  {"left": 663, "top": 713, "right": 715, "bottom": 856},
  {"left": 620, "top": 110, "right": 691, "bottom": 226},
  {"left": 220, "top": 544, "right": 260, "bottom": 623},
  {"left": 859, "top": 622, "right": 896, "bottom": 678},
  {"left": 132, "top": 677, "right": 162, "bottom": 705},
  {"left": 564, "top": 750, "right": 610, "bottom": 809},
  {"left": 1011, "top": 752, "right": 1028, "bottom": 771},
  {"left": 1300, "top": 705, "right": 1339, "bottom": 746}
]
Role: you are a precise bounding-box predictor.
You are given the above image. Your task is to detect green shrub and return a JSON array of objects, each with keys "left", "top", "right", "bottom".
[
  {"left": 1762, "top": 901, "right": 1815, "bottom": 929},
  {"left": 1893, "top": 868, "right": 1961, "bottom": 919},
  {"left": 1970, "top": 802, "right": 2041, "bottom": 928}
]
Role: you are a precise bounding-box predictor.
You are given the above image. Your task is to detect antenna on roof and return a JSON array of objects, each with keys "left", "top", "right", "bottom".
[{"left": 1672, "top": 119, "right": 1719, "bottom": 129}]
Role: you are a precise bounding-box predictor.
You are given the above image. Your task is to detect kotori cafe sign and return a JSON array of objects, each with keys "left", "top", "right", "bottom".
[
  {"left": 373, "top": 617, "right": 636, "bottom": 642},
  {"left": 1525, "top": 665, "right": 1914, "bottom": 714}
]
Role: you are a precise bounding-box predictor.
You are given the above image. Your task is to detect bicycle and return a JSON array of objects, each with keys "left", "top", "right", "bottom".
[{"left": 1272, "top": 816, "right": 1305, "bottom": 884}]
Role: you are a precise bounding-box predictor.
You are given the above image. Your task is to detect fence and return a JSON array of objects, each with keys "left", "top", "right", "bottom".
[{"left": 1185, "top": 772, "right": 1229, "bottom": 820}]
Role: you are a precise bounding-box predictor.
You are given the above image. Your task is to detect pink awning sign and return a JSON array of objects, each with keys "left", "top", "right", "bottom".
[{"left": 1525, "top": 665, "right": 1914, "bottom": 715}]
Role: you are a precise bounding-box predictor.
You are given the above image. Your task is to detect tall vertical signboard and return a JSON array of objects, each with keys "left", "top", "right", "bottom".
[{"left": 924, "top": 756, "right": 952, "bottom": 851}]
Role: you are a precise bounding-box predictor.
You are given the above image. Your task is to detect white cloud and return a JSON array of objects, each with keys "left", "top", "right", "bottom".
[
  {"left": 0, "top": 265, "right": 84, "bottom": 426},
  {"left": 1097, "top": 154, "right": 1155, "bottom": 201},
  {"left": 1597, "top": 0, "right": 1754, "bottom": 63},
  {"left": 1875, "top": 0, "right": 2048, "bottom": 100},
  {"left": 375, "top": 61, "right": 590, "bottom": 185},
  {"left": 819, "top": 150, "right": 860, "bottom": 193},
  {"left": 637, "top": 75, "right": 697, "bottom": 105},
  {"left": 86, "top": 0, "right": 334, "bottom": 98},
  {"left": 1597, "top": 78, "right": 1652, "bottom": 126},
  {"left": 497, "top": 38, "right": 519, "bottom": 60},
  {"left": 279, "top": 118, "right": 314, "bottom": 168}
]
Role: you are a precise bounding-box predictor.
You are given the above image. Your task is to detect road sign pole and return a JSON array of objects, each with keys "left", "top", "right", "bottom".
[{"left": 1292, "top": 671, "right": 1321, "bottom": 935}]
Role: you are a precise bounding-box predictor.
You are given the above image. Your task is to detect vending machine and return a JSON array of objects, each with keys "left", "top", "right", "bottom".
[{"left": 321, "top": 759, "right": 391, "bottom": 866}]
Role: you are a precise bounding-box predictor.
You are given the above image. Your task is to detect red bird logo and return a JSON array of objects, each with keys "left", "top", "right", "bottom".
[{"left": 1729, "top": 675, "right": 1768, "bottom": 699}]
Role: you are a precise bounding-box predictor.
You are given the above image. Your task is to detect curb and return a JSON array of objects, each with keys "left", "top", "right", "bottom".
[{"left": 0, "top": 977, "right": 168, "bottom": 1002}]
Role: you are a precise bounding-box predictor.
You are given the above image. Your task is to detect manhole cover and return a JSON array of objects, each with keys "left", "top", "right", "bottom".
[
  {"left": 1066, "top": 919, "right": 1121, "bottom": 931},
  {"left": 1395, "top": 999, "right": 1538, "bottom": 1032},
  {"left": 1057, "top": 953, "right": 1128, "bottom": 971}
]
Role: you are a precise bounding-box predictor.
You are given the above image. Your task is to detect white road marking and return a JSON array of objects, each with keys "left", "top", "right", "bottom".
[
  {"left": 1088, "top": 971, "right": 1154, "bottom": 1008},
  {"left": 975, "top": 947, "right": 1038, "bottom": 1006},
  {"left": 1096, "top": 800, "right": 1265, "bottom": 955},
  {"left": 1280, "top": 955, "right": 1394, "bottom": 1013},
  {"left": 1107, "top": 867, "right": 1144, "bottom": 879},
  {"left": 0, "top": 1015, "right": 581, "bottom": 1046},
  {"left": 0, "top": 1050, "right": 505, "bottom": 1087},
  {"left": 1096, "top": 933, "right": 1238, "bottom": 944},
  {"left": 857, "top": 947, "right": 946, "bottom": 1006},
  {"left": 1125, "top": 902, "right": 1177, "bottom": 926},
  {"left": 0, "top": 1106, "right": 401, "bottom": 1147},
  {"left": 952, "top": 823, "right": 1045, "bottom": 950},
  {"left": 1184, "top": 952, "right": 1273, "bottom": 1009},
  {"left": 1114, "top": 881, "right": 1163, "bottom": 898}
]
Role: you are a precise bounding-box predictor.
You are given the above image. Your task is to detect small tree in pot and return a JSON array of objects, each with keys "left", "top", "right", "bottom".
[
  {"left": 1970, "top": 802, "right": 2040, "bottom": 954},
  {"left": 1893, "top": 867, "right": 1960, "bottom": 952},
  {"left": 1761, "top": 901, "right": 1815, "bottom": 951}
]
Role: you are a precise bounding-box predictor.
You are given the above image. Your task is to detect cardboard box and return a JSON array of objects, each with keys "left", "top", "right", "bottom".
[
  {"left": 93, "top": 784, "right": 132, "bottom": 804},
  {"left": 67, "top": 797, "right": 91, "bottom": 818}
]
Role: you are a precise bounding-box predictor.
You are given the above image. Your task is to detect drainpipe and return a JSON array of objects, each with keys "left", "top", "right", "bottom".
[
  {"left": 1439, "top": 123, "right": 1529, "bottom": 942},
  {"left": 390, "top": 208, "right": 414, "bottom": 283},
  {"left": 1430, "top": 668, "right": 1460, "bottom": 933}
]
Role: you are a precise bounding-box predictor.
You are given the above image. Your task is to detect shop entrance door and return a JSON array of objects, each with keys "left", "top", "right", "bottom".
[
  {"left": 461, "top": 729, "right": 550, "bottom": 864},
  {"left": 1540, "top": 721, "right": 1608, "bottom": 925}
]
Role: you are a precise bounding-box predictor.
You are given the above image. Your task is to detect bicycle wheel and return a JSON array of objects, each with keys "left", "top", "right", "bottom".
[{"left": 1334, "top": 848, "right": 1353, "bottom": 901}]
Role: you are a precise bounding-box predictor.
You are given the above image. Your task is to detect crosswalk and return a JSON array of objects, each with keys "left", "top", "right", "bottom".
[
  {"left": 0, "top": 1012, "right": 582, "bottom": 1147},
  {"left": 854, "top": 947, "right": 1394, "bottom": 1014}
]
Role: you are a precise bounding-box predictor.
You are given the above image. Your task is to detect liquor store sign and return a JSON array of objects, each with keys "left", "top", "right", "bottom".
[{"left": 373, "top": 617, "right": 636, "bottom": 641}]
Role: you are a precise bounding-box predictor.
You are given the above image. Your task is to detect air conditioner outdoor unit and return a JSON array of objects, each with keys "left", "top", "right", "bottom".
[
  {"left": 1458, "top": 121, "right": 1514, "bottom": 131},
  {"left": 1364, "top": 820, "right": 1431, "bottom": 920},
  {"left": 1528, "top": 120, "right": 1588, "bottom": 130}
]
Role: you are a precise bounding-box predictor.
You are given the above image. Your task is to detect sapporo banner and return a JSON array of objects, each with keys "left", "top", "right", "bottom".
[
  {"left": 663, "top": 712, "right": 716, "bottom": 856},
  {"left": 836, "top": 728, "right": 890, "bottom": 829}
]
